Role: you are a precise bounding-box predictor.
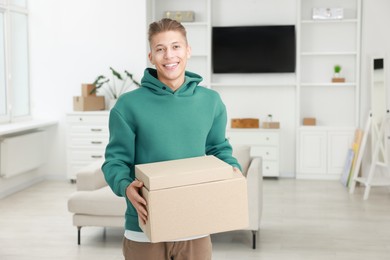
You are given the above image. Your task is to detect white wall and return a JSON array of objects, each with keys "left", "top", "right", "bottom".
[{"left": 29, "top": 0, "right": 147, "bottom": 179}]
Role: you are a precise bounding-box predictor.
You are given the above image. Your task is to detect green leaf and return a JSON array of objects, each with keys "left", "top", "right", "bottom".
[
  {"left": 110, "top": 67, "right": 123, "bottom": 80},
  {"left": 92, "top": 75, "right": 106, "bottom": 86}
]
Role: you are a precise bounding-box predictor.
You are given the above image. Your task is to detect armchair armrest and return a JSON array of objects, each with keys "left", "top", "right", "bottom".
[
  {"left": 246, "top": 157, "right": 263, "bottom": 231},
  {"left": 76, "top": 160, "right": 107, "bottom": 191}
]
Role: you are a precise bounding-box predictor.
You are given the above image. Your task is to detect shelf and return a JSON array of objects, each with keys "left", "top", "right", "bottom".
[
  {"left": 298, "top": 126, "right": 356, "bottom": 131},
  {"left": 211, "top": 82, "right": 296, "bottom": 88},
  {"left": 190, "top": 53, "right": 208, "bottom": 58},
  {"left": 300, "top": 82, "right": 356, "bottom": 87},
  {"left": 301, "top": 19, "right": 358, "bottom": 24},
  {"left": 301, "top": 52, "right": 357, "bottom": 56},
  {"left": 182, "top": 22, "right": 208, "bottom": 26}
]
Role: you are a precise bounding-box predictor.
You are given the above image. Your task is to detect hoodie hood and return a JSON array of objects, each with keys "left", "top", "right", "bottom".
[{"left": 141, "top": 68, "right": 203, "bottom": 96}]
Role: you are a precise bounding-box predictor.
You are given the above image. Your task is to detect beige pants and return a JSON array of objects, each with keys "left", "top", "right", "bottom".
[{"left": 122, "top": 236, "right": 212, "bottom": 260}]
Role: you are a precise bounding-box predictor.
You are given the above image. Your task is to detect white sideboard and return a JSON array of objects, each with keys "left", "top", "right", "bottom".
[
  {"left": 66, "top": 112, "right": 280, "bottom": 179},
  {"left": 296, "top": 127, "right": 354, "bottom": 180},
  {"left": 226, "top": 129, "right": 280, "bottom": 177},
  {"left": 66, "top": 111, "right": 110, "bottom": 180}
]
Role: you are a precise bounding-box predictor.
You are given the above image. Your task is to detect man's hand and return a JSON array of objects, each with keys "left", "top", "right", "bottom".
[
  {"left": 233, "top": 167, "right": 242, "bottom": 174},
  {"left": 126, "top": 180, "right": 148, "bottom": 224}
]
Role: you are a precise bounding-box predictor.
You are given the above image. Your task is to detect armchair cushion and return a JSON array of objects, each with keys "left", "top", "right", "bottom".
[
  {"left": 76, "top": 160, "right": 106, "bottom": 191},
  {"left": 68, "top": 186, "right": 126, "bottom": 217},
  {"left": 232, "top": 145, "right": 251, "bottom": 175}
]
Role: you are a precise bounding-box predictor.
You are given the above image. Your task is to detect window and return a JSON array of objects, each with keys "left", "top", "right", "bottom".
[{"left": 0, "top": 0, "right": 29, "bottom": 123}]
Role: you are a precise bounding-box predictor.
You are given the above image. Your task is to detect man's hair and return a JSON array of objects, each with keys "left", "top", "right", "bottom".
[{"left": 148, "top": 18, "right": 187, "bottom": 44}]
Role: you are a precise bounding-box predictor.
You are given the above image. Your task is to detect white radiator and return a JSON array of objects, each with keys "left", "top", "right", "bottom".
[{"left": 0, "top": 130, "right": 46, "bottom": 178}]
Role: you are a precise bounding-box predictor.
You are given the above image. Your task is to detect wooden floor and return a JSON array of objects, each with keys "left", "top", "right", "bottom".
[{"left": 0, "top": 178, "right": 390, "bottom": 260}]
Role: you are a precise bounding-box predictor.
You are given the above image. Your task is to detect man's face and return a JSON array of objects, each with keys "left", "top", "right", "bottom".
[{"left": 148, "top": 30, "right": 191, "bottom": 90}]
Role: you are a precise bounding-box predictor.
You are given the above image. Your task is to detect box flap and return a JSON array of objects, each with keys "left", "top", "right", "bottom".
[{"left": 135, "top": 156, "right": 234, "bottom": 191}]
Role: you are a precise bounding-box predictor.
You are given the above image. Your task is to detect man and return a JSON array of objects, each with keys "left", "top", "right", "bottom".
[{"left": 102, "top": 18, "right": 241, "bottom": 260}]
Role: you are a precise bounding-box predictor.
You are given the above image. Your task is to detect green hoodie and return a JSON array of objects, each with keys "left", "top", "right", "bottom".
[{"left": 102, "top": 68, "right": 241, "bottom": 232}]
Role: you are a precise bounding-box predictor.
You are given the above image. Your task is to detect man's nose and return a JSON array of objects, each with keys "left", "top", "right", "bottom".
[{"left": 164, "top": 48, "right": 174, "bottom": 59}]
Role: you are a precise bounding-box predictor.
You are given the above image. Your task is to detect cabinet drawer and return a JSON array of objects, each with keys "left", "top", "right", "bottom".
[
  {"left": 67, "top": 114, "right": 109, "bottom": 124},
  {"left": 250, "top": 146, "right": 278, "bottom": 160},
  {"left": 69, "top": 125, "right": 109, "bottom": 134},
  {"left": 227, "top": 131, "right": 279, "bottom": 145},
  {"left": 68, "top": 137, "right": 108, "bottom": 148},
  {"left": 262, "top": 161, "right": 279, "bottom": 177},
  {"left": 68, "top": 150, "right": 105, "bottom": 161}
]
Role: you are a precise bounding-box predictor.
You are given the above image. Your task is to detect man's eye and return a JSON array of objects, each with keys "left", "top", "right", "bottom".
[
  {"left": 156, "top": 48, "right": 163, "bottom": 52},
  {"left": 173, "top": 45, "right": 181, "bottom": 49}
]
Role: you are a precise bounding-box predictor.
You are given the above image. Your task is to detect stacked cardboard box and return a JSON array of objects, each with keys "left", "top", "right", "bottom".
[
  {"left": 135, "top": 156, "right": 248, "bottom": 243},
  {"left": 73, "top": 84, "right": 105, "bottom": 111}
]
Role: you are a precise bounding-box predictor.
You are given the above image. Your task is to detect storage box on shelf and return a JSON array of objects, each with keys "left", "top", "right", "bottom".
[
  {"left": 66, "top": 111, "right": 110, "bottom": 180},
  {"left": 227, "top": 129, "right": 280, "bottom": 178}
]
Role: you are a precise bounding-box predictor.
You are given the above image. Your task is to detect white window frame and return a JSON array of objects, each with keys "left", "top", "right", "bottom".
[{"left": 0, "top": 0, "right": 30, "bottom": 123}]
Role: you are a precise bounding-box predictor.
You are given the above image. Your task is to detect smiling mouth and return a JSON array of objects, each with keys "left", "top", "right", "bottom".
[{"left": 164, "top": 63, "right": 179, "bottom": 69}]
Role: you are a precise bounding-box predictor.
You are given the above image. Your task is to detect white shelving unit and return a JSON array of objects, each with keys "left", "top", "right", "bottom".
[
  {"left": 296, "top": 0, "right": 361, "bottom": 179},
  {"left": 147, "top": 0, "right": 361, "bottom": 179}
]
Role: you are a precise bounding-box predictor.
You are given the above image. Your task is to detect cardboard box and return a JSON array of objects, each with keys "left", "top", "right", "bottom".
[
  {"left": 81, "top": 84, "right": 96, "bottom": 97},
  {"left": 303, "top": 117, "right": 316, "bottom": 126},
  {"left": 262, "top": 122, "right": 280, "bottom": 129},
  {"left": 73, "top": 96, "right": 105, "bottom": 111},
  {"left": 135, "top": 156, "right": 248, "bottom": 243},
  {"left": 231, "top": 118, "right": 259, "bottom": 128}
]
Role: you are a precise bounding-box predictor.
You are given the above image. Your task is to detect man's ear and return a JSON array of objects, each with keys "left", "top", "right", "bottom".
[{"left": 148, "top": 52, "right": 154, "bottom": 65}]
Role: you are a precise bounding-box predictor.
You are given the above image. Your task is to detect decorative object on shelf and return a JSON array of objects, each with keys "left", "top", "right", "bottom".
[
  {"left": 90, "top": 67, "right": 140, "bottom": 109},
  {"left": 231, "top": 118, "right": 259, "bottom": 128},
  {"left": 262, "top": 114, "right": 280, "bottom": 129},
  {"left": 164, "top": 11, "right": 195, "bottom": 22},
  {"left": 332, "top": 64, "right": 346, "bottom": 83},
  {"left": 312, "top": 7, "right": 343, "bottom": 20},
  {"left": 303, "top": 117, "right": 316, "bottom": 126},
  {"left": 263, "top": 122, "right": 280, "bottom": 129},
  {"left": 73, "top": 84, "right": 105, "bottom": 111}
]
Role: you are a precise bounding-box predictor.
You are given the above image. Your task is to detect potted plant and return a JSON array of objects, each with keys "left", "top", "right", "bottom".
[
  {"left": 91, "top": 67, "right": 141, "bottom": 108},
  {"left": 332, "top": 64, "right": 345, "bottom": 83}
]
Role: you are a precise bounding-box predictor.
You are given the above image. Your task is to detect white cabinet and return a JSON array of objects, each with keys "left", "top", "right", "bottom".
[
  {"left": 226, "top": 129, "right": 280, "bottom": 177},
  {"left": 66, "top": 111, "right": 109, "bottom": 180},
  {"left": 297, "top": 127, "right": 354, "bottom": 179}
]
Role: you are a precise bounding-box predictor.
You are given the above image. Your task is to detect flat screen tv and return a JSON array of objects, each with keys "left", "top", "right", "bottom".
[{"left": 212, "top": 25, "right": 296, "bottom": 73}]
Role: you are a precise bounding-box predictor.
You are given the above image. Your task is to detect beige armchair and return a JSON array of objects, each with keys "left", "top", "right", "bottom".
[
  {"left": 68, "top": 146, "right": 262, "bottom": 248},
  {"left": 232, "top": 146, "right": 263, "bottom": 249}
]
